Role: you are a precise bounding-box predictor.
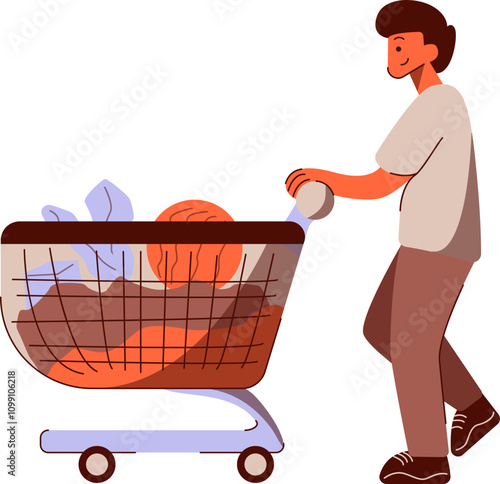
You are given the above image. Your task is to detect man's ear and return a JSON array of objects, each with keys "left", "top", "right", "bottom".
[{"left": 424, "top": 43, "right": 439, "bottom": 63}]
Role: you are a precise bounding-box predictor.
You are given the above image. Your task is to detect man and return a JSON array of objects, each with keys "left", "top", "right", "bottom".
[{"left": 286, "top": 2, "right": 498, "bottom": 483}]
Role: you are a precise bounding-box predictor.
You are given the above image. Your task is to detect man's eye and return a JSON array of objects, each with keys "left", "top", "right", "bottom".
[{"left": 396, "top": 46, "right": 402, "bottom": 52}]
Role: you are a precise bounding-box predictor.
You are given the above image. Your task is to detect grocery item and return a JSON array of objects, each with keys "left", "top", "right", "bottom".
[{"left": 147, "top": 200, "right": 243, "bottom": 289}]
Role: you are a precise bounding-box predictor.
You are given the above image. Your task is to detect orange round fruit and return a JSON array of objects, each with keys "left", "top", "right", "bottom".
[{"left": 147, "top": 200, "right": 242, "bottom": 289}]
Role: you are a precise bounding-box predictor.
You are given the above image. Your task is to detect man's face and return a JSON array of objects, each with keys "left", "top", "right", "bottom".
[{"left": 387, "top": 32, "right": 438, "bottom": 78}]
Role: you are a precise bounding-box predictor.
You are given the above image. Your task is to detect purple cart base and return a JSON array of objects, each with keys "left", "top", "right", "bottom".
[{"left": 40, "top": 389, "right": 284, "bottom": 483}]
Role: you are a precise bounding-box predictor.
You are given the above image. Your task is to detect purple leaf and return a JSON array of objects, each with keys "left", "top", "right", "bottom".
[{"left": 85, "top": 179, "right": 134, "bottom": 222}]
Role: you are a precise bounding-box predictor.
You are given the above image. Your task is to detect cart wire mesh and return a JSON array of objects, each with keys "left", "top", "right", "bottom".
[{"left": 14, "top": 247, "right": 277, "bottom": 376}]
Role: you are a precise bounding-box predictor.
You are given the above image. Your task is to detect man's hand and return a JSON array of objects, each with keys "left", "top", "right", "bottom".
[{"left": 285, "top": 168, "right": 332, "bottom": 198}]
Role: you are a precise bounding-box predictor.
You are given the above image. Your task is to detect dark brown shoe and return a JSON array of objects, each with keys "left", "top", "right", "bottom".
[
  {"left": 380, "top": 452, "right": 450, "bottom": 484},
  {"left": 451, "top": 395, "right": 500, "bottom": 456}
]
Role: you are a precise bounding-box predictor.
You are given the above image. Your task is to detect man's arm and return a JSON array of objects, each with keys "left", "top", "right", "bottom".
[{"left": 286, "top": 167, "right": 411, "bottom": 200}]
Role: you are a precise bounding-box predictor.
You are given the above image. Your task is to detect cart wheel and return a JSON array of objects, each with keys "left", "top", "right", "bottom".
[
  {"left": 78, "top": 446, "right": 116, "bottom": 483},
  {"left": 237, "top": 446, "right": 274, "bottom": 483}
]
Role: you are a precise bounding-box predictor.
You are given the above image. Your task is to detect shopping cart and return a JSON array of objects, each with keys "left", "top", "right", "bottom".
[{"left": 1, "top": 220, "right": 305, "bottom": 483}]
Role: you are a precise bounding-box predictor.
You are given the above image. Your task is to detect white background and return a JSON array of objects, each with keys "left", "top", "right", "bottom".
[{"left": 1, "top": 1, "right": 499, "bottom": 483}]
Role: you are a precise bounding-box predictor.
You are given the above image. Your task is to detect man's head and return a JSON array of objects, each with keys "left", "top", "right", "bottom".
[{"left": 376, "top": 1, "right": 456, "bottom": 79}]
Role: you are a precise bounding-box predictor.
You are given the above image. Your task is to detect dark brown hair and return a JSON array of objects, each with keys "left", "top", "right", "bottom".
[{"left": 376, "top": 0, "right": 456, "bottom": 73}]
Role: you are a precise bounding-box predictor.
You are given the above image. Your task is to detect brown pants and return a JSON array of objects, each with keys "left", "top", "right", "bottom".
[{"left": 363, "top": 246, "right": 482, "bottom": 457}]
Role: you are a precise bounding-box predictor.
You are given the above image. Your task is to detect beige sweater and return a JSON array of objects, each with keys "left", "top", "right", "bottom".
[{"left": 376, "top": 84, "right": 481, "bottom": 262}]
